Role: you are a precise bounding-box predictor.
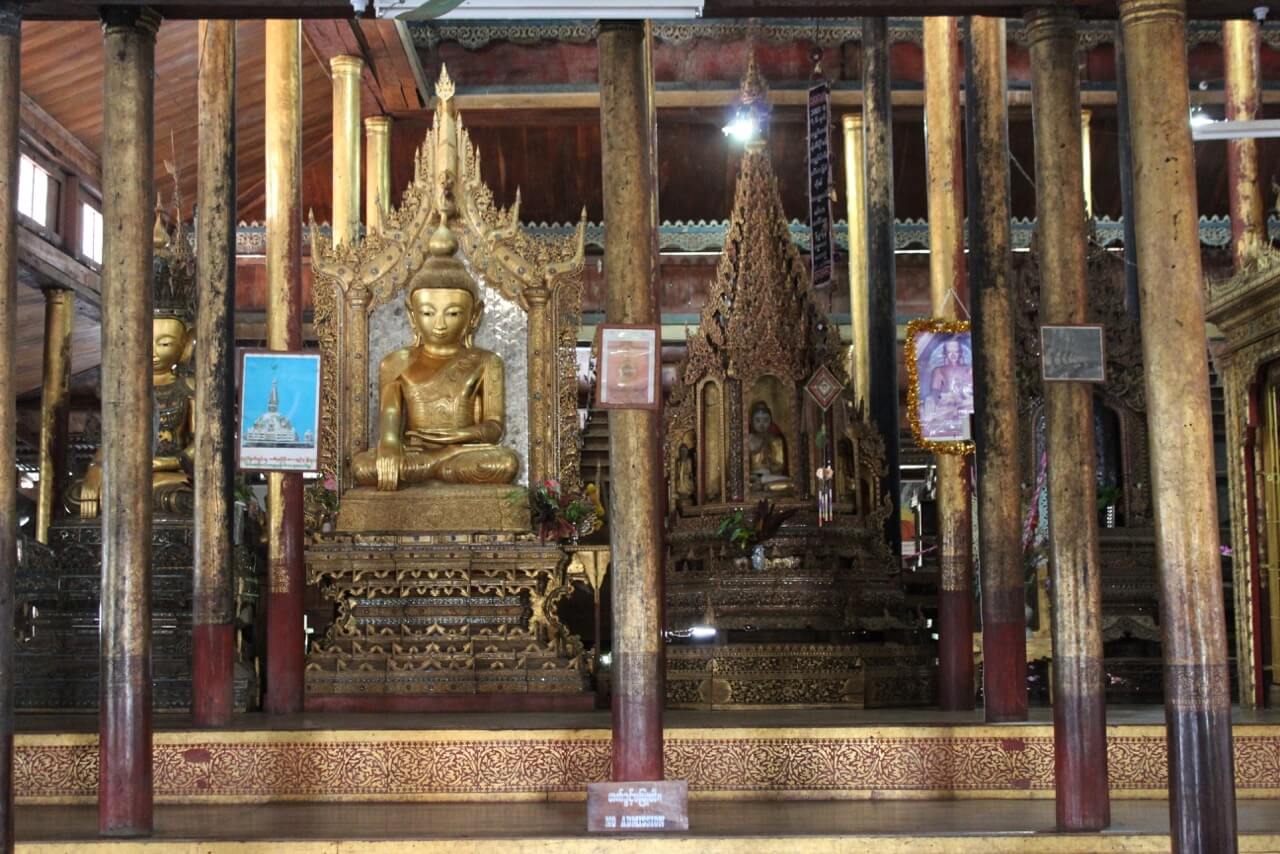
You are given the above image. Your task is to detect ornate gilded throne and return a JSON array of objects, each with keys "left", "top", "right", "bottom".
[
  {"left": 303, "top": 70, "right": 592, "bottom": 706},
  {"left": 661, "top": 63, "right": 933, "bottom": 709}
]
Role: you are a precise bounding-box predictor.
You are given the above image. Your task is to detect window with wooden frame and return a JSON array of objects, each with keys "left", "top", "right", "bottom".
[
  {"left": 17, "top": 153, "right": 54, "bottom": 228},
  {"left": 79, "top": 201, "right": 103, "bottom": 266}
]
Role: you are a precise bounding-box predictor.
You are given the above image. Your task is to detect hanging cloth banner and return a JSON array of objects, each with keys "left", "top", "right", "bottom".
[{"left": 807, "top": 79, "right": 834, "bottom": 290}]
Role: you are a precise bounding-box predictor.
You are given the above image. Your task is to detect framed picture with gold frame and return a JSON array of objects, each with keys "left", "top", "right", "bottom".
[
  {"left": 595, "top": 324, "right": 661, "bottom": 411},
  {"left": 905, "top": 318, "right": 975, "bottom": 456}
]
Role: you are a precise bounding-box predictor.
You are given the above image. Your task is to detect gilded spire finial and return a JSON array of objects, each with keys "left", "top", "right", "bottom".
[
  {"left": 435, "top": 64, "right": 455, "bottom": 102},
  {"left": 738, "top": 48, "right": 768, "bottom": 109}
]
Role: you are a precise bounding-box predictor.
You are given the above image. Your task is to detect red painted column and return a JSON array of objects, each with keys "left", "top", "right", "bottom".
[
  {"left": 1026, "top": 7, "right": 1110, "bottom": 832},
  {"left": 964, "top": 16, "right": 1028, "bottom": 723},
  {"left": 192, "top": 19, "right": 237, "bottom": 728},
  {"left": 263, "top": 19, "right": 306, "bottom": 715},
  {"left": 98, "top": 6, "right": 160, "bottom": 836},
  {"left": 598, "top": 20, "right": 664, "bottom": 781},
  {"left": 923, "top": 16, "right": 974, "bottom": 712},
  {"left": 0, "top": 3, "right": 19, "bottom": 848}
]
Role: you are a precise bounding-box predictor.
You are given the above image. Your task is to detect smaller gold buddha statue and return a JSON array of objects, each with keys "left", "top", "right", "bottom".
[
  {"left": 747, "top": 401, "right": 791, "bottom": 494},
  {"left": 79, "top": 214, "right": 196, "bottom": 518},
  {"left": 351, "top": 218, "right": 519, "bottom": 490}
]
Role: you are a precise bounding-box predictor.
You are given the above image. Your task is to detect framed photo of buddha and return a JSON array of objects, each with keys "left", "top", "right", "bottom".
[
  {"left": 595, "top": 324, "right": 661, "bottom": 411},
  {"left": 905, "top": 318, "right": 975, "bottom": 456},
  {"left": 237, "top": 350, "right": 323, "bottom": 472}
]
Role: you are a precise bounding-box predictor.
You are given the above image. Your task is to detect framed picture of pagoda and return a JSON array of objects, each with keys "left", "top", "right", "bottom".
[{"left": 237, "top": 350, "right": 322, "bottom": 472}]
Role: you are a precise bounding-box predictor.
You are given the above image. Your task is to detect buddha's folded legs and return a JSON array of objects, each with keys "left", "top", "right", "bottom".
[{"left": 352, "top": 443, "right": 519, "bottom": 487}]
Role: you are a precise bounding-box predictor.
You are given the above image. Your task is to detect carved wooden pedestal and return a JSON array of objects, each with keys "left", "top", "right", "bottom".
[{"left": 305, "top": 531, "right": 590, "bottom": 706}]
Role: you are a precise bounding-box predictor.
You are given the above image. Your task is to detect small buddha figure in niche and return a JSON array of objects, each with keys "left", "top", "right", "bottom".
[
  {"left": 747, "top": 401, "right": 791, "bottom": 494},
  {"left": 79, "top": 217, "right": 196, "bottom": 518},
  {"left": 352, "top": 219, "right": 519, "bottom": 490},
  {"left": 675, "top": 429, "right": 696, "bottom": 505}
]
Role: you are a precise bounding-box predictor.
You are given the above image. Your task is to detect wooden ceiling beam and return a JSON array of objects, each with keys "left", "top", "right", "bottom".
[
  {"left": 360, "top": 19, "right": 424, "bottom": 111},
  {"left": 20, "top": 93, "right": 101, "bottom": 189},
  {"left": 302, "top": 19, "right": 388, "bottom": 116}
]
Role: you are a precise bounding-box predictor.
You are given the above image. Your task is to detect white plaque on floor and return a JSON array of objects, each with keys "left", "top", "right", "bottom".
[{"left": 587, "top": 780, "right": 689, "bottom": 832}]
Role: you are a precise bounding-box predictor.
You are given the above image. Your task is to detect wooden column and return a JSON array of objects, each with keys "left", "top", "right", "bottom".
[
  {"left": 1026, "top": 8, "right": 1110, "bottom": 832},
  {"left": 1114, "top": 27, "right": 1141, "bottom": 318},
  {"left": 598, "top": 19, "right": 664, "bottom": 782},
  {"left": 263, "top": 19, "right": 305, "bottom": 716},
  {"left": 0, "top": 3, "right": 19, "bottom": 847},
  {"left": 331, "top": 55, "right": 361, "bottom": 247},
  {"left": 364, "top": 116, "right": 392, "bottom": 233},
  {"left": 923, "top": 16, "right": 974, "bottom": 712},
  {"left": 964, "top": 15, "right": 1027, "bottom": 723},
  {"left": 36, "top": 287, "right": 73, "bottom": 544},
  {"left": 98, "top": 6, "right": 159, "bottom": 836},
  {"left": 841, "top": 113, "right": 869, "bottom": 409},
  {"left": 1225, "top": 17, "right": 1265, "bottom": 270},
  {"left": 862, "top": 17, "right": 900, "bottom": 557},
  {"left": 192, "top": 19, "right": 236, "bottom": 729},
  {"left": 1119, "top": 1, "right": 1238, "bottom": 849}
]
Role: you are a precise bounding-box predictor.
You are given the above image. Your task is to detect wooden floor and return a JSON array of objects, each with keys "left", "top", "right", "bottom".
[{"left": 15, "top": 799, "right": 1280, "bottom": 852}]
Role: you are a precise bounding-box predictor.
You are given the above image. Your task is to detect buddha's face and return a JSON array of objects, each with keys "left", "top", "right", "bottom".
[
  {"left": 408, "top": 287, "right": 479, "bottom": 349},
  {"left": 943, "top": 340, "right": 963, "bottom": 365},
  {"left": 751, "top": 406, "right": 773, "bottom": 435},
  {"left": 152, "top": 317, "right": 189, "bottom": 374}
]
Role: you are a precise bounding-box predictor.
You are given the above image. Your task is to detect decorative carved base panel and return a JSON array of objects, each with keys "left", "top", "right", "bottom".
[
  {"left": 14, "top": 721, "right": 1280, "bottom": 803},
  {"left": 666, "top": 644, "right": 935, "bottom": 709},
  {"left": 306, "top": 532, "right": 588, "bottom": 699},
  {"left": 336, "top": 484, "right": 529, "bottom": 533},
  {"left": 16, "top": 520, "right": 257, "bottom": 711}
]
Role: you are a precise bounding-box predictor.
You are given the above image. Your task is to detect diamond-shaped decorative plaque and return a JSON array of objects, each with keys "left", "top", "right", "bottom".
[{"left": 804, "top": 364, "right": 844, "bottom": 411}]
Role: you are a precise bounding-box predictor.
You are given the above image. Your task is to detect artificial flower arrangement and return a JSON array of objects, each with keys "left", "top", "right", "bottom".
[
  {"left": 716, "top": 498, "right": 797, "bottom": 551},
  {"left": 508, "top": 478, "right": 597, "bottom": 543}
]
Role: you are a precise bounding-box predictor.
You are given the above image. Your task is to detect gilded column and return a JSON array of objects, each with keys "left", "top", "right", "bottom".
[
  {"left": 36, "top": 287, "right": 73, "bottom": 544},
  {"left": 364, "top": 115, "right": 392, "bottom": 234},
  {"left": 331, "top": 55, "right": 362, "bottom": 246},
  {"left": 862, "top": 17, "right": 900, "bottom": 556},
  {"left": 264, "top": 19, "right": 306, "bottom": 715},
  {"left": 0, "top": 3, "right": 19, "bottom": 847},
  {"left": 1225, "top": 18, "right": 1265, "bottom": 270},
  {"left": 598, "top": 20, "right": 664, "bottom": 781},
  {"left": 98, "top": 6, "right": 159, "bottom": 836},
  {"left": 964, "top": 15, "right": 1027, "bottom": 723},
  {"left": 841, "top": 113, "right": 869, "bottom": 409},
  {"left": 1080, "top": 109, "right": 1094, "bottom": 219},
  {"left": 1026, "top": 8, "right": 1109, "bottom": 831},
  {"left": 192, "top": 19, "right": 236, "bottom": 728},
  {"left": 924, "top": 17, "right": 974, "bottom": 712},
  {"left": 525, "top": 284, "right": 551, "bottom": 485},
  {"left": 1119, "top": 1, "right": 1237, "bottom": 849}
]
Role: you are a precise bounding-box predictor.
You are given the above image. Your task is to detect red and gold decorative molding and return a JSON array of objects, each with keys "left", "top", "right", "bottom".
[{"left": 14, "top": 724, "right": 1280, "bottom": 804}]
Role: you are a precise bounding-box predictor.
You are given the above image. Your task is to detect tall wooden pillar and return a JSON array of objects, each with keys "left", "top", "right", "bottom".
[
  {"left": 1225, "top": 17, "right": 1265, "bottom": 270},
  {"left": 841, "top": 113, "right": 870, "bottom": 409},
  {"left": 0, "top": 3, "right": 20, "bottom": 847},
  {"left": 1026, "top": 8, "right": 1110, "bottom": 831},
  {"left": 331, "top": 56, "right": 362, "bottom": 247},
  {"left": 862, "top": 17, "right": 900, "bottom": 556},
  {"left": 923, "top": 16, "right": 974, "bottom": 711},
  {"left": 1119, "top": 1, "right": 1238, "bottom": 849},
  {"left": 36, "top": 287, "right": 73, "bottom": 544},
  {"left": 98, "top": 6, "right": 159, "bottom": 836},
  {"left": 192, "top": 19, "right": 237, "bottom": 729},
  {"left": 263, "top": 19, "right": 305, "bottom": 716},
  {"left": 964, "top": 16, "right": 1027, "bottom": 723},
  {"left": 364, "top": 116, "right": 392, "bottom": 233},
  {"left": 598, "top": 20, "right": 664, "bottom": 782}
]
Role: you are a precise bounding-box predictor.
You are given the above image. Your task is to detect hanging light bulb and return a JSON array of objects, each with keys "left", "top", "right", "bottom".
[{"left": 722, "top": 109, "right": 761, "bottom": 143}]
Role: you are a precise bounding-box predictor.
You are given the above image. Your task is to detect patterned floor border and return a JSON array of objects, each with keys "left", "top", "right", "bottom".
[{"left": 14, "top": 724, "right": 1280, "bottom": 804}]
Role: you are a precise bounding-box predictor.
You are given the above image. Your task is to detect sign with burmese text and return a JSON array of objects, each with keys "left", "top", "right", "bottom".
[
  {"left": 587, "top": 780, "right": 689, "bottom": 832},
  {"left": 807, "top": 80, "right": 834, "bottom": 290}
]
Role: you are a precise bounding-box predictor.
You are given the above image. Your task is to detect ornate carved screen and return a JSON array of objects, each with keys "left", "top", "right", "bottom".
[{"left": 309, "top": 69, "right": 586, "bottom": 495}]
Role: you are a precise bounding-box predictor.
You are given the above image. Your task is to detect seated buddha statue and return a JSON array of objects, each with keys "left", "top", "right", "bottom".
[
  {"left": 747, "top": 401, "right": 791, "bottom": 494},
  {"left": 79, "top": 216, "right": 195, "bottom": 518},
  {"left": 351, "top": 219, "right": 519, "bottom": 490}
]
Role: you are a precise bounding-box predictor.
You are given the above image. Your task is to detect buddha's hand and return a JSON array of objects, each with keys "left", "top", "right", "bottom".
[
  {"left": 375, "top": 442, "right": 403, "bottom": 491},
  {"left": 80, "top": 467, "right": 103, "bottom": 519},
  {"left": 411, "top": 427, "right": 477, "bottom": 446}
]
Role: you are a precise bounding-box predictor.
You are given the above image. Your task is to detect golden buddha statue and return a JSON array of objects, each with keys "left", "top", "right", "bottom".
[
  {"left": 79, "top": 214, "right": 196, "bottom": 518},
  {"left": 747, "top": 401, "right": 791, "bottom": 494},
  {"left": 351, "top": 219, "right": 519, "bottom": 490}
]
